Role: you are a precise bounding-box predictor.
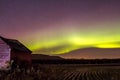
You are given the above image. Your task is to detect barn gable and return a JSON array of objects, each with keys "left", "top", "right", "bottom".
[{"left": 0, "top": 37, "right": 11, "bottom": 69}]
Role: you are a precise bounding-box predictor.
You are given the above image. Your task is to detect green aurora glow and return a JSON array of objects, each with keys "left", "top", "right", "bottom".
[
  {"left": 23, "top": 22, "right": 120, "bottom": 54},
  {"left": 1, "top": 0, "right": 120, "bottom": 56}
]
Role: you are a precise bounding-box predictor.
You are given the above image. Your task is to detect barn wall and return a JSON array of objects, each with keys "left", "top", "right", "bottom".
[
  {"left": 0, "top": 38, "right": 11, "bottom": 69},
  {"left": 11, "top": 50, "right": 31, "bottom": 64}
]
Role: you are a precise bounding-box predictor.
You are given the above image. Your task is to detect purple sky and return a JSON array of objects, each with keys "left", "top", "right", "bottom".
[{"left": 0, "top": 0, "right": 120, "bottom": 58}]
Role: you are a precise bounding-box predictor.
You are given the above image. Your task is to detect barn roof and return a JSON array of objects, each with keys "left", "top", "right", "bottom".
[{"left": 0, "top": 36, "right": 32, "bottom": 53}]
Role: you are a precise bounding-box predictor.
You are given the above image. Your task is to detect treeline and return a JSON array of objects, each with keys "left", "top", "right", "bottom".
[{"left": 32, "top": 59, "right": 120, "bottom": 65}]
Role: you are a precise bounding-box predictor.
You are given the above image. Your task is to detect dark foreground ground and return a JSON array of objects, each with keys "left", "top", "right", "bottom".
[{"left": 0, "top": 64, "right": 120, "bottom": 80}]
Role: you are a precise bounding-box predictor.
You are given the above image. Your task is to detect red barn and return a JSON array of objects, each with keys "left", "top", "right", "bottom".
[{"left": 0, "top": 36, "right": 32, "bottom": 69}]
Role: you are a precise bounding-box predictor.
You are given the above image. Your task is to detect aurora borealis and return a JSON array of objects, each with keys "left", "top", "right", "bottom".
[{"left": 0, "top": 0, "right": 120, "bottom": 58}]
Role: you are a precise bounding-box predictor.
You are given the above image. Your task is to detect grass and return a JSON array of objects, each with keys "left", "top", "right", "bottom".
[{"left": 0, "top": 64, "right": 120, "bottom": 80}]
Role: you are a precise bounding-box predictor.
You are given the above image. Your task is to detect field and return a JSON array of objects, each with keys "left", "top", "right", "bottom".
[
  {"left": 1, "top": 64, "right": 120, "bottom": 80},
  {"left": 33, "top": 64, "right": 120, "bottom": 80}
]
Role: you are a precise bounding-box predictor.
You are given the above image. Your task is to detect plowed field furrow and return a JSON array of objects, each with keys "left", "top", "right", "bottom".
[
  {"left": 71, "top": 72, "right": 82, "bottom": 80},
  {"left": 62, "top": 72, "right": 75, "bottom": 80},
  {"left": 75, "top": 72, "right": 82, "bottom": 80}
]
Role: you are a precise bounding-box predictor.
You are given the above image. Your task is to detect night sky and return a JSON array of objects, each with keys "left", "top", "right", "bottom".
[{"left": 0, "top": 0, "right": 120, "bottom": 58}]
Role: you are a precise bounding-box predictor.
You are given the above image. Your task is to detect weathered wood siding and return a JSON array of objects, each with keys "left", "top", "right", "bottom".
[
  {"left": 0, "top": 38, "right": 10, "bottom": 69},
  {"left": 11, "top": 51, "right": 31, "bottom": 63}
]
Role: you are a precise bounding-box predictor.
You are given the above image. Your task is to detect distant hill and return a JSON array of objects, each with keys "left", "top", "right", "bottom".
[
  {"left": 58, "top": 47, "right": 120, "bottom": 59},
  {"left": 32, "top": 54, "right": 63, "bottom": 60}
]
